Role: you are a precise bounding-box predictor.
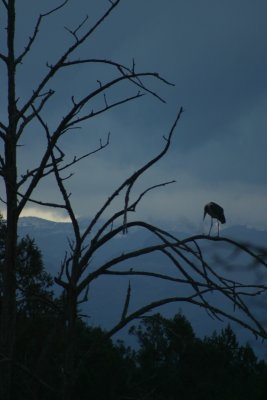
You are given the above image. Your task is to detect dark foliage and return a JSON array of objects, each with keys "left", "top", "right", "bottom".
[
  {"left": 0, "top": 215, "right": 266, "bottom": 399},
  {"left": 129, "top": 313, "right": 267, "bottom": 400}
]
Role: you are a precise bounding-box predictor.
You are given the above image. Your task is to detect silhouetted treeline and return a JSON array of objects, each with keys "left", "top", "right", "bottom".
[
  {"left": 128, "top": 314, "right": 267, "bottom": 400},
  {"left": 12, "top": 310, "right": 267, "bottom": 400},
  {"left": 0, "top": 218, "right": 267, "bottom": 400}
]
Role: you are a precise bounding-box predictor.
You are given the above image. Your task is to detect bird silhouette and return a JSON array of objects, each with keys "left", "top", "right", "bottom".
[{"left": 203, "top": 202, "right": 226, "bottom": 236}]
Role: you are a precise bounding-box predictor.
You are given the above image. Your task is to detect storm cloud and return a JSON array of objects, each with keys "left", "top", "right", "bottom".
[{"left": 7, "top": 0, "right": 267, "bottom": 228}]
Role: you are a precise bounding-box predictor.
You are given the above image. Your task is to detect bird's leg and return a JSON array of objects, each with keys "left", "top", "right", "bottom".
[
  {"left": 208, "top": 218, "right": 213, "bottom": 236},
  {"left": 217, "top": 220, "right": 220, "bottom": 237}
]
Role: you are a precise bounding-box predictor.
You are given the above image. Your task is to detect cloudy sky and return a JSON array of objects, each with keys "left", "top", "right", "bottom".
[{"left": 2, "top": 0, "right": 267, "bottom": 230}]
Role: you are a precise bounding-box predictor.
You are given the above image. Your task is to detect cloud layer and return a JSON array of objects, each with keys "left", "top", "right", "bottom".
[{"left": 5, "top": 0, "right": 267, "bottom": 229}]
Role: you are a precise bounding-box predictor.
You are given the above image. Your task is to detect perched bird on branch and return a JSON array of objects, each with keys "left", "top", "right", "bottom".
[{"left": 203, "top": 202, "right": 226, "bottom": 236}]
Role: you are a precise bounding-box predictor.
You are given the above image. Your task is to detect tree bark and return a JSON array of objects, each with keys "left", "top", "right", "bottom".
[
  {"left": 0, "top": 1, "right": 18, "bottom": 398},
  {"left": 61, "top": 286, "right": 78, "bottom": 400}
]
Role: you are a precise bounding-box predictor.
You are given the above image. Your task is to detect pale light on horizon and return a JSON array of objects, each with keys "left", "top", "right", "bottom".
[
  {"left": 4, "top": 207, "right": 72, "bottom": 223},
  {"left": 21, "top": 207, "right": 71, "bottom": 222}
]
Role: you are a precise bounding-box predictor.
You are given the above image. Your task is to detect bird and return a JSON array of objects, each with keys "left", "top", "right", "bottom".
[{"left": 203, "top": 202, "right": 226, "bottom": 236}]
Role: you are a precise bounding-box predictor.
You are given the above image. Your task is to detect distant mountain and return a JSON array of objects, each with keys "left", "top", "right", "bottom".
[
  {"left": 19, "top": 216, "right": 74, "bottom": 274},
  {"left": 18, "top": 216, "right": 153, "bottom": 275},
  {"left": 18, "top": 217, "right": 267, "bottom": 357}
]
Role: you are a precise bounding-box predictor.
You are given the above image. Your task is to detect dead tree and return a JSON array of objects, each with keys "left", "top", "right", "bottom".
[
  {"left": 49, "top": 105, "right": 267, "bottom": 398},
  {"left": 0, "top": 1, "right": 266, "bottom": 399},
  {"left": 0, "top": 0, "right": 173, "bottom": 397}
]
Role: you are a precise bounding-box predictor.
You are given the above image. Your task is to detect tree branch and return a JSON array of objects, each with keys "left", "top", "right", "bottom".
[
  {"left": 81, "top": 107, "right": 183, "bottom": 242},
  {"left": 106, "top": 295, "right": 267, "bottom": 340},
  {"left": 16, "top": 90, "right": 55, "bottom": 140},
  {"left": 16, "top": 1, "right": 69, "bottom": 65},
  {"left": 1, "top": 0, "right": 7, "bottom": 10},
  {"left": 17, "top": 0, "right": 122, "bottom": 119},
  {"left": 120, "top": 281, "right": 131, "bottom": 321}
]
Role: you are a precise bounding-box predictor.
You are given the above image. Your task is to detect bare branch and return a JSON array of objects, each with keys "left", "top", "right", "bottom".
[
  {"left": 121, "top": 107, "right": 183, "bottom": 232},
  {"left": 82, "top": 107, "right": 183, "bottom": 242},
  {"left": 57, "top": 72, "right": 169, "bottom": 136},
  {"left": 17, "top": 128, "right": 61, "bottom": 215},
  {"left": 1, "top": 0, "right": 7, "bottom": 10},
  {"left": 77, "top": 222, "right": 267, "bottom": 306},
  {"left": 68, "top": 92, "right": 144, "bottom": 127},
  {"left": 41, "top": 0, "right": 69, "bottom": 17},
  {"left": 103, "top": 270, "right": 266, "bottom": 296},
  {"left": 18, "top": 162, "right": 57, "bottom": 188},
  {"left": 0, "top": 120, "right": 7, "bottom": 131},
  {"left": 17, "top": 90, "right": 55, "bottom": 140},
  {"left": 106, "top": 294, "right": 267, "bottom": 340},
  {"left": 92, "top": 180, "right": 176, "bottom": 243},
  {"left": 77, "top": 232, "right": 192, "bottom": 293},
  {"left": 56, "top": 132, "right": 111, "bottom": 174},
  {"left": 185, "top": 235, "right": 267, "bottom": 269},
  {"left": 120, "top": 281, "right": 131, "bottom": 321},
  {"left": 17, "top": 192, "right": 66, "bottom": 209},
  {"left": 104, "top": 269, "right": 208, "bottom": 286},
  {"left": 16, "top": 1, "right": 69, "bottom": 65},
  {"left": 16, "top": 15, "right": 42, "bottom": 65},
  {"left": 0, "top": 52, "right": 7, "bottom": 63},
  {"left": 64, "top": 15, "right": 89, "bottom": 42},
  {"left": 50, "top": 147, "right": 80, "bottom": 242},
  {"left": 61, "top": 58, "right": 174, "bottom": 103},
  {"left": 18, "top": 1, "right": 123, "bottom": 119},
  {"left": 30, "top": 105, "right": 80, "bottom": 238}
]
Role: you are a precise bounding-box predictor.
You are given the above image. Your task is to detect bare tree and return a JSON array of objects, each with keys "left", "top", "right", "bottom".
[{"left": 0, "top": 1, "right": 266, "bottom": 399}]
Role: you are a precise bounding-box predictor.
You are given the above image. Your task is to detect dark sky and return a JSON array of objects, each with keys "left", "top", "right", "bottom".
[{"left": 2, "top": 0, "right": 267, "bottom": 230}]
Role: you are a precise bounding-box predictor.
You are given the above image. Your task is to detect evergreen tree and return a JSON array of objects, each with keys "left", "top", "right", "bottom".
[
  {"left": 0, "top": 215, "right": 54, "bottom": 316},
  {"left": 130, "top": 313, "right": 267, "bottom": 400}
]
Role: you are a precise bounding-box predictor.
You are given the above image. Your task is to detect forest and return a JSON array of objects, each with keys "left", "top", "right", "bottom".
[{"left": 1, "top": 216, "right": 267, "bottom": 399}]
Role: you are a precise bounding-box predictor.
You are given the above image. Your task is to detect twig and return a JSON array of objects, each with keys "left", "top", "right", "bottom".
[{"left": 120, "top": 281, "right": 131, "bottom": 321}]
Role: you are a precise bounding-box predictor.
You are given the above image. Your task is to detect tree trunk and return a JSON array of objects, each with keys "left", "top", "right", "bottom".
[
  {"left": 0, "top": 1, "right": 18, "bottom": 398},
  {"left": 0, "top": 199, "right": 18, "bottom": 399},
  {"left": 62, "top": 287, "right": 78, "bottom": 400}
]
